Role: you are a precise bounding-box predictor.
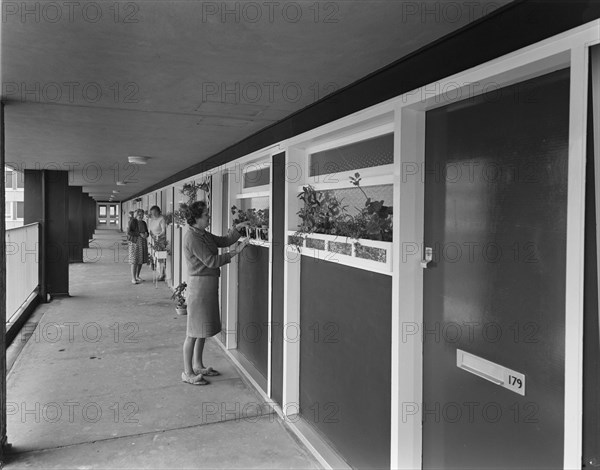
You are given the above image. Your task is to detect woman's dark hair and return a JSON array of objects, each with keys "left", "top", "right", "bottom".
[
  {"left": 149, "top": 205, "right": 161, "bottom": 215},
  {"left": 135, "top": 209, "right": 144, "bottom": 217},
  {"left": 185, "top": 201, "right": 208, "bottom": 226}
]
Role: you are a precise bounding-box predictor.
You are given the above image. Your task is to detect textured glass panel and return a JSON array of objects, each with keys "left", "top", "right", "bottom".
[
  {"left": 310, "top": 133, "right": 393, "bottom": 177},
  {"left": 329, "top": 241, "right": 352, "bottom": 256},
  {"left": 244, "top": 166, "right": 270, "bottom": 189},
  {"left": 306, "top": 238, "right": 326, "bottom": 250},
  {"left": 355, "top": 244, "right": 387, "bottom": 263}
]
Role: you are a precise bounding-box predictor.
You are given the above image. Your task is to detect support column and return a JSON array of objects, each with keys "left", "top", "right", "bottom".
[
  {"left": 24, "top": 170, "right": 70, "bottom": 297},
  {"left": 0, "top": 101, "right": 8, "bottom": 460},
  {"left": 83, "top": 195, "right": 94, "bottom": 244},
  {"left": 88, "top": 197, "right": 96, "bottom": 239},
  {"left": 67, "top": 186, "right": 83, "bottom": 262},
  {"left": 81, "top": 192, "right": 90, "bottom": 249}
]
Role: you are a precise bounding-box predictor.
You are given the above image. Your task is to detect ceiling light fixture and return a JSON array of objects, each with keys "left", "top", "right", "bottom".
[
  {"left": 116, "top": 181, "right": 127, "bottom": 186},
  {"left": 112, "top": 190, "right": 120, "bottom": 193},
  {"left": 128, "top": 155, "right": 151, "bottom": 165}
]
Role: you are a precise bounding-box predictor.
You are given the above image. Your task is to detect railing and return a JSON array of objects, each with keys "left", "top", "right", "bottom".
[{"left": 5, "top": 223, "right": 40, "bottom": 322}]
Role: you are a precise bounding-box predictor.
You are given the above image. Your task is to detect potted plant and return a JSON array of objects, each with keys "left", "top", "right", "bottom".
[
  {"left": 231, "top": 205, "right": 249, "bottom": 236},
  {"left": 349, "top": 173, "right": 393, "bottom": 242},
  {"left": 152, "top": 235, "right": 169, "bottom": 259},
  {"left": 171, "top": 282, "right": 187, "bottom": 315},
  {"left": 257, "top": 208, "right": 269, "bottom": 241}
]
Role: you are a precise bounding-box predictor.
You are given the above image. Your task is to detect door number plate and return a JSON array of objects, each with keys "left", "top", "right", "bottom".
[{"left": 457, "top": 349, "right": 525, "bottom": 396}]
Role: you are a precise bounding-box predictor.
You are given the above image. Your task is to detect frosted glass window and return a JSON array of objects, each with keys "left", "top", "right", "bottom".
[
  {"left": 310, "top": 133, "right": 393, "bottom": 177},
  {"left": 244, "top": 166, "right": 270, "bottom": 189}
]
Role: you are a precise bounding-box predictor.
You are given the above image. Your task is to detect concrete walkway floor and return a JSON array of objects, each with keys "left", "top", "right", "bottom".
[{"left": 4, "top": 229, "right": 321, "bottom": 469}]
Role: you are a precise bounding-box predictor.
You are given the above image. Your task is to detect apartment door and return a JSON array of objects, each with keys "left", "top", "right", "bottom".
[{"left": 422, "top": 69, "right": 570, "bottom": 469}]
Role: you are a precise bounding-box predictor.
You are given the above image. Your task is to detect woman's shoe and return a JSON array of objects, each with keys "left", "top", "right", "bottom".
[
  {"left": 131, "top": 279, "right": 139, "bottom": 285},
  {"left": 181, "top": 372, "right": 209, "bottom": 385},
  {"left": 193, "top": 366, "right": 220, "bottom": 377},
  {"left": 136, "top": 278, "right": 144, "bottom": 282}
]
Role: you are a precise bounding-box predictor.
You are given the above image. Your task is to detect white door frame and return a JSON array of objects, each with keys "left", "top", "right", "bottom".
[{"left": 391, "top": 20, "right": 600, "bottom": 470}]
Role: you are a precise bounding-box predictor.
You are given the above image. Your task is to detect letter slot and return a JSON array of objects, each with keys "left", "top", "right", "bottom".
[{"left": 456, "top": 349, "right": 525, "bottom": 396}]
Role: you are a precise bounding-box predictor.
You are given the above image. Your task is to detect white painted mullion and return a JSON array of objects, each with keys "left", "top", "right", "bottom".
[
  {"left": 282, "top": 147, "right": 303, "bottom": 416},
  {"left": 391, "top": 106, "right": 426, "bottom": 470},
  {"left": 563, "top": 42, "right": 591, "bottom": 470},
  {"left": 226, "top": 167, "right": 241, "bottom": 350},
  {"left": 266, "top": 154, "right": 274, "bottom": 398},
  {"left": 592, "top": 45, "right": 600, "bottom": 389}
]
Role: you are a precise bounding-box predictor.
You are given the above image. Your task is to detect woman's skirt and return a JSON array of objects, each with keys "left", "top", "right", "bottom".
[
  {"left": 186, "top": 276, "right": 221, "bottom": 338},
  {"left": 128, "top": 237, "right": 149, "bottom": 265}
]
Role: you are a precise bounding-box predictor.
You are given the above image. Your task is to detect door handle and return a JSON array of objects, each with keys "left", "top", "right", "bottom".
[{"left": 421, "top": 247, "right": 433, "bottom": 268}]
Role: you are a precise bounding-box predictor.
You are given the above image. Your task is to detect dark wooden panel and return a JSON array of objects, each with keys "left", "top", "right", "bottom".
[
  {"left": 67, "top": 186, "right": 83, "bottom": 263},
  {"left": 44, "top": 171, "right": 70, "bottom": 295},
  {"left": 299, "top": 257, "right": 392, "bottom": 470},
  {"left": 126, "top": 1, "right": 600, "bottom": 201},
  {"left": 237, "top": 245, "right": 269, "bottom": 381},
  {"left": 422, "top": 69, "right": 569, "bottom": 469},
  {"left": 583, "top": 60, "right": 600, "bottom": 468},
  {"left": 25, "top": 170, "right": 70, "bottom": 296},
  {"left": 270, "top": 151, "right": 286, "bottom": 405}
]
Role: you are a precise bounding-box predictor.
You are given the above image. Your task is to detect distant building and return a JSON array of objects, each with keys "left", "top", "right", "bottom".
[{"left": 5, "top": 166, "right": 24, "bottom": 229}]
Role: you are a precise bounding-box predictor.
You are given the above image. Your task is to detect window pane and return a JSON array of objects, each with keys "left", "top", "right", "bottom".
[
  {"left": 16, "top": 172, "right": 24, "bottom": 188},
  {"left": 109, "top": 206, "right": 115, "bottom": 216},
  {"left": 310, "top": 133, "right": 394, "bottom": 177},
  {"left": 5, "top": 171, "right": 13, "bottom": 189},
  {"left": 16, "top": 201, "right": 24, "bottom": 219},
  {"left": 5, "top": 202, "right": 12, "bottom": 218},
  {"left": 243, "top": 166, "right": 270, "bottom": 189},
  {"left": 99, "top": 206, "right": 107, "bottom": 216}
]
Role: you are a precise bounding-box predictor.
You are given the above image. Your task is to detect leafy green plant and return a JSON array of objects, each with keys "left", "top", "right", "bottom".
[
  {"left": 171, "top": 282, "right": 187, "bottom": 308},
  {"left": 175, "top": 179, "right": 211, "bottom": 226},
  {"left": 297, "top": 185, "right": 347, "bottom": 235},
  {"left": 152, "top": 235, "right": 169, "bottom": 253},
  {"left": 293, "top": 174, "right": 393, "bottom": 242},
  {"left": 257, "top": 208, "right": 269, "bottom": 227},
  {"left": 231, "top": 206, "right": 269, "bottom": 238},
  {"left": 181, "top": 180, "right": 209, "bottom": 203},
  {"left": 349, "top": 173, "right": 393, "bottom": 241},
  {"left": 173, "top": 204, "right": 188, "bottom": 226}
]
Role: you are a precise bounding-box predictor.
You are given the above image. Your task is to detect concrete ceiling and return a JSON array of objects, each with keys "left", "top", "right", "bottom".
[{"left": 2, "top": 0, "right": 512, "bottom": 201}]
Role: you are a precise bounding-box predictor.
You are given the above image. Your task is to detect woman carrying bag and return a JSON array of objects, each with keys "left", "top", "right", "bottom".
[{"left": 128, "top": 209, "right": 150, "bottom": 284}]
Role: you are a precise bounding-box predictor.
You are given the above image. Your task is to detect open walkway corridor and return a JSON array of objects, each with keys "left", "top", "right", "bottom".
[{"left": 3, "top": 229, "right": 320, "bottom": 469}]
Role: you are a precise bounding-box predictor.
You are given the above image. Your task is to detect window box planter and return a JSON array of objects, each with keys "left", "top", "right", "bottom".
[{"left": 287, "top": 231, "right": 392, "bottom": 275}]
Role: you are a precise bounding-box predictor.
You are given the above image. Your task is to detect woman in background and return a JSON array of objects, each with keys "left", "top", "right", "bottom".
[
  {"left": 148, "top": 205, "right": 167, "bottom": 281},
  {"left": 181, "top": 201, "right": 249, "bottom": 385},
  {"left": 127, "top": 209, "right": 149, "bottom": 284}
]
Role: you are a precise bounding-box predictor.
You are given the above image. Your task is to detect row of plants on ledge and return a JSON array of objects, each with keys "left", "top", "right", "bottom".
[
  {"left": 293, "top": 172, "right": 392, "bottom": 241},
  {"left": 231, "top": 206, "right": 269, "bottom": 240},
  {"left": 164, "top": 179, "right": 211, "bottom": 226},
  {"left": 289, "top": 173, "right": 392, "bottom": 264}
]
